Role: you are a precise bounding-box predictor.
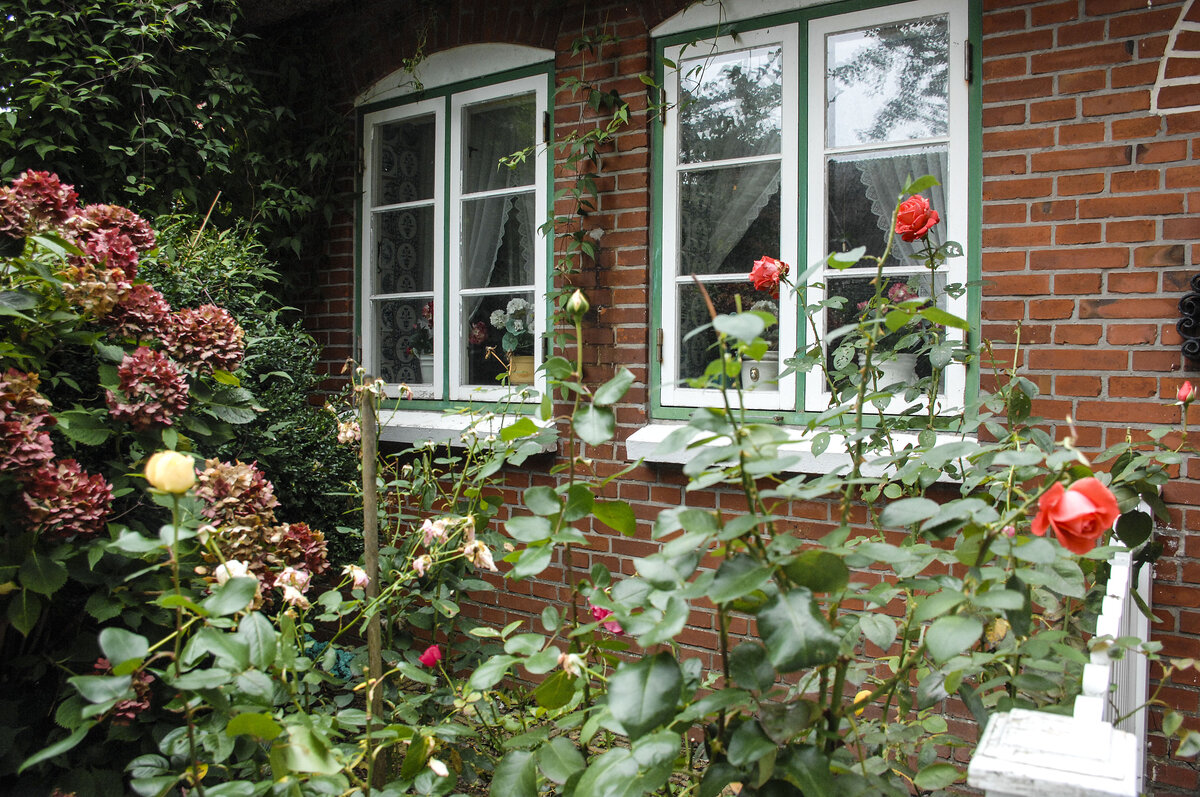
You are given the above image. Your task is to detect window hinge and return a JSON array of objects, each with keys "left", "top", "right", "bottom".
[
  {"left": 542, "top": 335, "right": 550, "bottom": 360},
  {"left": 543, "top": 111, "right": 550, "bottom": 145},
  {"left": 656, "top": 327, "right": 664, "bottom": 364},
  {"left": 964, "top": 42, "right": 974, "bottom": 86}
]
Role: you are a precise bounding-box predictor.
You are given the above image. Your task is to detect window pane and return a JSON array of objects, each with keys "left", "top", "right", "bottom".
[
  {"left": 678, "top": 281, "right": 777, "bottom": 384},
  {"left": 375, "top": 116, "right": 436, "bottom": 205},
  {"left": 680, "top": 164, "right": 781, "bottom": 276},
  {"left": 680, "top": 45, "right": 783, "bottom": 163},
  {"left": 826, "top": 147, "right": 947, "bottom": 268},
  {"left": 826, "top": 16, "right": 948, "bottom": 148},
  {"left": 375, "top": 298, "right": 435, "bottom": 385},
  {"left": 462, "top": 194, "right": 535, "bottom": 289},
  {"left": 461, "top": 292, "right": 535, "bottom": 386},
  {"left": 374, "top": 207, "right": 435, "bottom": 294},
  {"left": 463, "top": 94, "right": 536, "bottom": 193}
]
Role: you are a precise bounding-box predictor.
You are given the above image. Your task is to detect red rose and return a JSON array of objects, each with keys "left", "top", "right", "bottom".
[
  {"left": 1177, "top": 381, "right": 1194, "bottom": 404},
  {"left": 418, "top": 644, "right": 442, "bottom": 667},
  {"left": 1031, "top": 477, "right": 1119, "bottom": 555},
  {"left": 750, "top": 256, "right": 789, "bottom": 297},
  {"left": 895, "top": 195, "right": 940, "bottom": 242}
]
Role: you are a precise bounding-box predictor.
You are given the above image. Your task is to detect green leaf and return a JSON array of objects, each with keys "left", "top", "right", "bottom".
[
  {"left": 827, "top": 246, "right": 866, "bottom": 269},
  {"left": 859, "top": 614, "right": 897, "bottom": 650},
  {"left": 913, "top": 762, "right": 962, "bottom": 790},
  {"left": 204, "top": 387, "right": 258, "bottom": 424},
  {"left": 283, "top": 725, "right": 340, "bottom": 775},
  {"left": 469, "top": 655, "right": 516, "bottom": 691},
  {"left": 236, "top": 612, "right": 277, "bottom": 670},
  {"left": 709, "top": 554, "right": 772, "bottom": 605},
  {"left": 727, "top": 719, "right": 774, "bottom": 767},
  {"left": 1177, "top": 730, "right": 1200, "bottom": 757},
  {"left": 593, "top": 500, "right": 636, "bottom": 535},
  {"left": 534, "top": 670, "right": 577, "bottom": 710},
  {"left": 729, "top": 643, "right": 775, "bottom": 692},
  {"left": 7, "top": 589, "right": 42, "bottom": 635},
  {"left": 574, "top": 748, "right": 641, "bottom": 797},
  {"left": 574, "top": 404, "right": 615, "bottom": 446},
  {"left": 55, "top": 409, "right": 114, "bottom": 446},
  {"left": 506, "top": 514, "right": 553, "bottom": 543},
  {"left": 502, "top": 416, "right": 539, "bottom": 442},
  {"left": 19, "top": 724, "right": 94, "bottom": 773},
  {"left": 593, "top": 367, "right": 634, "bottom": 406},
  {"left": 491, "top": 750, "right": 538, "bottom": 797},
  {"left": 758, "top": 589, "right": 839, "bottom": 673},
  {"left": 880, "top": 497, "right": 940, "bottom": 528},
  {"left": 523, "top": 485, "right": 561, "bottom": 516},
  {"left": 1115, "top": 510, "right": 1152, "bottom": 548},
  {"left": 211, "top": 369, "right": 240, "bottom": 386},
  {"left": 69, "top": 673, "right": 132, "bottom": 704},
  {"left": 925, "top": 615, "right": 983, "bottom": 663},
  {"left": 607, "top": 652, "right": 682, "bottom": 740},
  {"left": 99, "top": 627, "right": 149, "bottom": 670},
  {"left": 226, "top": 712, "right": 283, "bottom": 741},
  {"left": 201, "top": 576, "right": 257, "bottom": 617},
  {"left": 713, "top": 313, "right": 765, "bottom": 343},
  {"left": 563, "top": 483, "right": 595, "bottom": 522},
  {"left": 918, "top": 305, "right": 970, "bottom": 330},
  {"left": 783, "top": 550, "right": 849, "bottom": 594},
  {"left": 510, "top": 544, "right": 553, "bottom": 579},
  {"left": 19, "top": 553, "right": 68, "bottom": 596},
  {"left": 538, "top": 736, "right": 585, "bottom": 784}
]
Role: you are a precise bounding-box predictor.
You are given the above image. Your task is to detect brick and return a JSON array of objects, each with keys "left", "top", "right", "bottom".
[
  {"left": 1058, "top": 70, "right": 1108, "bottom": 94},
  {"left": 1058, "top": 173, "right": 1107, "bottom": 195},
  {"left": 1167, "top": 164, "right": 1200, "bottom": 188},
  {"left": 983, "top": 226, "right": 1052, "bottom": 247},
  {"left": 1109, "top": 376, "right": 1159, "bottom": 398},
  {"left": 985, "top": 274, "right": 1052, "bottom": 295},
  {"left": 1031, "top": 145, "right": 1132, "bottom": 172},
  {"left": 983, "top": 177, "right": 1053, "bottom": 200},
  {"left": 983, "top": 128, "right": 1056, "bottom": 150},
  {"left": 1133, "top": 244, "right": 1186, "bottom": 267},
  {"left": 1136, "top": 140, "right": 1188, "bottom": 164},
  {"left": 1056, "top": 20, "right": 1108, "bottom": 48},
  {"left": 986, "top": 29, "right": 1055, "bottom": 56},
  {"left": 984, "top": 203, "right": 1028, "bottom": 224},
  {"left": 1079, "top": 297, "right": 1180, "bottom": 318},
  {"left": 984, "top": 251, "right": 1029, "bottom": 271},
  {"left": 1056, "top": 222, "right": 1102, "bottom": 244},
  {"left": 1030, "top": 98, "right": 1076, "bottom": 122},
  {"left": 1029, "top": 299, "right": 1075, "bottom": 319},
  {"left": 1054, "top": 324, "right": 1102, "bottom": 344},
  {"left": 1106, "top": 219, "right": 1156, "bottom": 242},
  {"left": 1081, "top": 89, "right": 1151, "bottom": 116},
  {"left": 1107, "top": 323, "right": 1159, "bottom": 345},
  {"left": 1029, "top": 247, "right": 1129, "bottom": 270},
  {"left": 1031, "top": 42, "right": 1130, "bottom": 74},
  {"left": 1165, "top": 215, "right": 1200, "bottom": 240},
  {"left": 1110, "top": 62, "right": 1160, "bottom": 89},
  {"left": 984, "top": 154, "right": 1028, "bottom": 176},
  {"left": 1108, "top": 272, "right": 1159, "bottom": 294},
  {"left": 1056, "top": 374, "right": 1102, "bottom": 396},
  {"left": 1030, "top": 199, "right": 1077, "bottom": 221},
  {"left": 1058, "top": 122, "right": 1106, "bottom": 144},
  {"left": 981, "top": 300, "right": 1025, "bottom": 320},
  {"left": 983, "top": 104, "right": 1028, "bottom": 126},
  {"left": 1112, "top": 115, "right": 1163, "bottom": 139},
  {"left": 1078, "top": 193, "right": 1184, "bottom": 218},
  {"left": 1031, "top": 0, "right": 1077, "bottom": 25},
  {"left": 982, "top": 9, "right": 1027, "bottom": 34},
  {"left": 1110, "top": 169, "right": 1161, "bottom": 192},
  {"left": 983, "top": 76, "right": 1055, "bottom": 102}
]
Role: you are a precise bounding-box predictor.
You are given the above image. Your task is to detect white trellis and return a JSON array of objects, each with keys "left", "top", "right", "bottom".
[{"left": 968, "top": 546, "right": 1152, "bottom": 796}]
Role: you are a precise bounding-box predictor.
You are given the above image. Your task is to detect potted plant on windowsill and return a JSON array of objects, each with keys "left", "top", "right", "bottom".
[
  {"left": 490, "top": 297, "right": 536, "bottom": 384},
  {"left": 742, "top": 256, "right": 789, "bottom": 391},
  {"left": 852, "top": 279, "right": 939, "bottom": 385},
  {"left": 411, "top": 301, "right": 435, "bottom": 383}
]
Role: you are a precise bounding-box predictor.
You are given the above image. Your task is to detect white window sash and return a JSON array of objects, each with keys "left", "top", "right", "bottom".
[
  {"left": 660, "top": 25, "right": 801, "bottom": 411},
  {"left": 361, "top": 97, "right": 445, "bottom": 401},
  {"left": 803, "top": 0, "right": 970, "bottom": 414},
  {"left": 448, "top": 74, "right": 549, "bottom": 403}
]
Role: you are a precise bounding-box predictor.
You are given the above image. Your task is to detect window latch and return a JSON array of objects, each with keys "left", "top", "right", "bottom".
[
  {"left": 964, "top": 42, "right": 974, "bottom": 86},
  {"left": 543, "top": 111, "right": 550, "bottom": 145}
]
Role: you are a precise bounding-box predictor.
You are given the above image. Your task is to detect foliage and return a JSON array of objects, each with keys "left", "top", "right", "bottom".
[
  {"left": 139, "top": 218, "right": 362, "bottom": 563},
  {"left": 0, "top": 0, "right": 346, "bottom": 255}
]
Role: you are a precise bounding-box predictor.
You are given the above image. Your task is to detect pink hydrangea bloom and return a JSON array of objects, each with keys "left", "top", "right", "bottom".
[
  {"left": 106, "top": 347, "right": 190, "bottom": 430},
  {"left": 0, "top": 415, "right": 55, "bottom": 473},
  {"left": 0, "top": 171, "right": 78, "bottom": 238},
  {"left": 102, "top": 283, "right": 172, "bottom": 342},
  {"left": 163, "top": 304, "right": 246, "bottom": 374},
  {"left": 22, "top": 459, "right": 114, "bottom": 540}
]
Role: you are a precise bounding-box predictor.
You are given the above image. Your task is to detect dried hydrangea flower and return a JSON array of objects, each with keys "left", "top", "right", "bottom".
[
  {"left": 69, "top": 203, "right": 155, "bottom": 252},
  {"left": 102, "top": 283, "right": 172, "bottom": 343},
  {"left": 22, "top": 459, "right": 113, "bottom": 540},
  {"left": 0, "top": 170, "right": 78, "bottom": 238},
  {"left": 0, "top": 368, "right": 53, "bottom": 421},
  {"left": 0, "top": 415, "right": 55, "bottom": 473},
  {"left": 93, "top": 658, "right": 154, "bottom": 724},
  {"left": 58, "top": 260, "right": 131, "bottom": 319},
  {"left": 276, "top": 522, "right": 330, "bottom": 576},
  {"left": 106, "top": 347, "right": 189, "bottom": 429},
  {"left": 195, "top": 459, "right": 281, "bottom": 526},
  {"left": 163, "top": 304, "right": 246, "bottom": 374}
]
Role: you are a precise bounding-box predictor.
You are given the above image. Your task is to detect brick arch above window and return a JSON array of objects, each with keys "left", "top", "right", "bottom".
[
  {"left": 356, "top": 43, "right": 555, "bottom": 106},
  {"left": 1152, "top": 0, "right": 1200, "bottom": 115}
]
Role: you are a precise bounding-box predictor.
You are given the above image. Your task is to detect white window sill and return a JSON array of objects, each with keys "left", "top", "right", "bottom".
[
  {"left": 378, "top": 409, "right": 557, "bottom": 452},
  {"left": 625, "top": 422, "right": 969, "bottom": 481}
]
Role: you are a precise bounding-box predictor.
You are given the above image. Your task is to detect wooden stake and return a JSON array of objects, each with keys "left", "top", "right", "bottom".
[{"left": 360, "top": 385, "right": 387, "bottom": 786}]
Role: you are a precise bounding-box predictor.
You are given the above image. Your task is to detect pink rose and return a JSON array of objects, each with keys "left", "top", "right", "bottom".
[
  {"left": 588, "top": 602, "right": 624, "bottom": 636},
  {"left": 1031, "top": 477, "right": 1119, "bottom": 555},
  {"left": 418, "top": 644, "right": 442, "bottom": 668},
  {"left": 895, "top": 195, "right": 940, "bottom": 242},
  {"left": 749, "top": 256, "right": 789, "bottom": 297},
  {"left": 1177, "top": 381, "right": 1194, "bottom": 404}
]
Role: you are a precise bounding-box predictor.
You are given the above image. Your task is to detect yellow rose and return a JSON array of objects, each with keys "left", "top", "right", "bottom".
[
  {"left": 853, "top": 689, "right": 873, "bottom": 716},
  {"left": 144, "top": 450, "right": 196, "bottom": 494}
]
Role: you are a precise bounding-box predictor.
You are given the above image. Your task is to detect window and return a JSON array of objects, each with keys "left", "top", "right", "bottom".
[
  {"left": 655, "top": 0, "right": 974, "bottom": 416},
  {"left": 360, "top": 66, "right": 549, "bottom": 405}
]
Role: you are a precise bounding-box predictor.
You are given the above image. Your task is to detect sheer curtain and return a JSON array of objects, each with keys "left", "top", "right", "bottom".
[{"left": 854, "top": 149, "right": 948, "bottom": 261}]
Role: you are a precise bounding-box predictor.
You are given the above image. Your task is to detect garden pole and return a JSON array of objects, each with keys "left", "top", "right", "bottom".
[{"left": 360, "top": 385, "right": 388, "bottom": 785}]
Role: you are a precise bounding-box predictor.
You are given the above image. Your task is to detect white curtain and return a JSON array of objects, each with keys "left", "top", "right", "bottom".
[{"left": 854, "top": 148, "right": 948, "bottom": 262}]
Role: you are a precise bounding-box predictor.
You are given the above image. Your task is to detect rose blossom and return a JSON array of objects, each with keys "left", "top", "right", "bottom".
[
  {"left": 418, "top": 644, "right": 442, "bottom": 668},
  {"left": 274, "top": 566, "right": 312, "bottom": 593},
  {"left": 214, "top": 560, "right": 251, "bottom": 585},
  {"left": 342, "top": 564, "right": 370, "bottom": 590},
  {"left": 1177, "top": 381, "right": 1194, "bottom": 405},
  {"left": 461, "top": 540, "right": 497, "bottom": 572},
  {"left": 749, "top": 256, "right": 789, "bottom": 297},
  {"left": 413, "top": 554, "right": 433, "bottom": 577},
  {"left": 1031, "top": 477, "right": 1120, "bottom": 555},
  {"left": 894, "top": 195, "right": 940, "bottom": 242},
  {"left": 421, "top": 518, "right": 450, "bottom": 547},
  {"left": 588, "top": 602, "right": 624, "bottom": 636},
  {"left": 428, "top": 759, "right": 449, "bottom": 778},
  {"left": 280, "top": 585, "right": 310, "bottom": 609}
]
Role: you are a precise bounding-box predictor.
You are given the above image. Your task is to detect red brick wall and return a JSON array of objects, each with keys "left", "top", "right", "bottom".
[{"left": 285, "top": 0, "right": 1200, "bottom": 791}]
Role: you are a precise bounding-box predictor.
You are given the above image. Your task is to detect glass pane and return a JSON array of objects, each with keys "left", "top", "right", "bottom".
[
  {"left": 826, "top": 16, "right": 949, "bottom": 148},
  {"left": 375, "top": 116, "right": 436, "bottom": 205},
  {"left": 826, "top": 148, "right": 947, "bottom": 268},
  {"left": 680, "top": 164, "right": 781, "bottom": 276},
  {"left": 461, "top": 292, "right": 535, "bottom": 386},
  {"left": 463, "top": 94, "right": 536, "bottom": 193},
  {"left": 677, "top": 281, "right": 777, "bottom": 385},
  {"left": 373, "top": 207, "right": 435, "bottom": 294},
  {"left": 461, "top": 194, "right": 535, "bottom": 289},
  {"left": 823, "top": 273, "right": 946, "bottom": 388},
  {"left": 375, "top": 298, "right": 435, "bottom": 385},
  {"left": 680, "top": 45, "right": 783, "bottom": 163}
]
